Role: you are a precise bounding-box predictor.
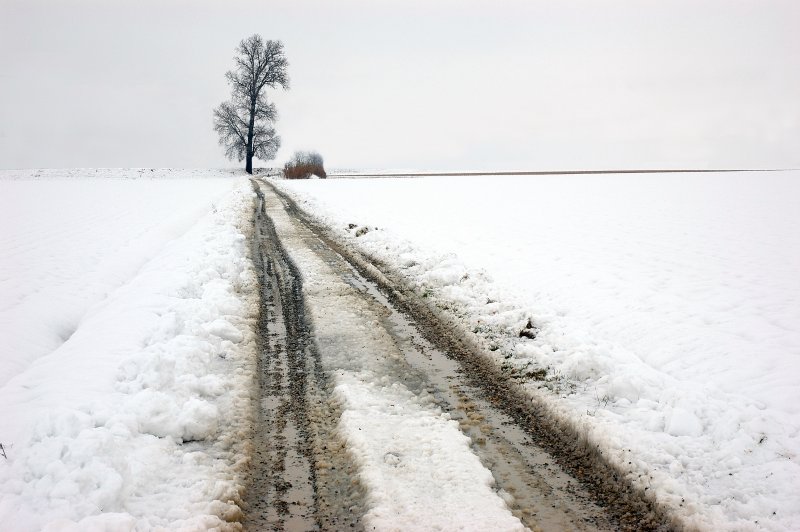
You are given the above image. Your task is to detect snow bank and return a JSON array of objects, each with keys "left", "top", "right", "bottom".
[
  {"left": 0, "top": 175, "right": 239, "bottom": 387},
  {"left": 0, "top": 172, "right": 259, "bottom": 530},
  {"left": 273, "top": 171, "right": 800, "bottom": 531}
]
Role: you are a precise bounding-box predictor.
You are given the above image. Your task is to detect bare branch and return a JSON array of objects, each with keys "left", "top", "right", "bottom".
[{"left": 213, "top": 101, "right": 248, "bottom": 161}]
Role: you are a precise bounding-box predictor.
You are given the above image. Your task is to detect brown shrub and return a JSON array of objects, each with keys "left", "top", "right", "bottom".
[{"left": 283, "top": 151, "right": 326, "bottom": 179}]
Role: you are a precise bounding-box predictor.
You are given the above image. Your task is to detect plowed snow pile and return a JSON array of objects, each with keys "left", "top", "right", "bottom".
[
  {"left": 0, "top": 170, "right": 258, "bottom": 530},
  {"left": 275, "top": 171, "right": 800, "bottom": 531}
]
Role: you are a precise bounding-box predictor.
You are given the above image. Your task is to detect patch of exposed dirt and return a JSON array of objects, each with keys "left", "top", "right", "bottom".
[{"left": 244, "top": 182, "right": 366, "bottom": 530}]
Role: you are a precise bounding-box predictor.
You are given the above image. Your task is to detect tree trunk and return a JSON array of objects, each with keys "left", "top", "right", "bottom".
[{"left": 246, "top": 98, "right": 256, "bottom": 175}]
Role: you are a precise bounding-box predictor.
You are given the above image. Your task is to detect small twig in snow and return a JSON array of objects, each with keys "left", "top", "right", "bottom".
[{"left": 0, "top": 443, "right": 7, "bottom": 459}]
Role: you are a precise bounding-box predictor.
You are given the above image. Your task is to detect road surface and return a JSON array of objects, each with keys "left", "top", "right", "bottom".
[{"left": 243, "top": 179, "right": 673, "bottom": 531}]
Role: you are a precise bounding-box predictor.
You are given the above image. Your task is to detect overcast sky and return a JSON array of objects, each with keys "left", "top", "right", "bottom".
[{"left": 1, "top": 0, "right": 798, "bottom": 171}]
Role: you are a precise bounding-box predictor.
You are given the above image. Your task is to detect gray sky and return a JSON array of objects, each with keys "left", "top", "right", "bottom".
[{"left": 1, "top": 0, "right": 798, "bottom": 171}]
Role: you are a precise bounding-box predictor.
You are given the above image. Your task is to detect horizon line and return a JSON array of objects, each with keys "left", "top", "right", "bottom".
[{"left": 329, "top": 168, "right": 795, "bottom": 178}]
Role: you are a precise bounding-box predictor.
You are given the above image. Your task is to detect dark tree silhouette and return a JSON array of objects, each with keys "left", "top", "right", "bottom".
[{"left": 213, "top": 35, "right": 289, "bottom": 174}]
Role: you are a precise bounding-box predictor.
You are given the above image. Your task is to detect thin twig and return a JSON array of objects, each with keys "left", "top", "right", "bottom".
[{"left": 0, "top": 443, "right": 7, "bottom": 459}]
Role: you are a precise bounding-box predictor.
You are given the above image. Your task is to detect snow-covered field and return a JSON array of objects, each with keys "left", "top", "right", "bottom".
[
  {"left": 275, "top": 171, "right": 800, "bottom": 531},
  {"left": 0, "top": 170, "right": 258, "bottom": 530},
  {"left": 3, "top": 168, "right": 796, "bottom": 530}
]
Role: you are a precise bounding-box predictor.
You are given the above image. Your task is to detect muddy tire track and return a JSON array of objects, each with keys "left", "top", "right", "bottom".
[{"left": 245, "top": 182, "right": 365, "bottom": 531}]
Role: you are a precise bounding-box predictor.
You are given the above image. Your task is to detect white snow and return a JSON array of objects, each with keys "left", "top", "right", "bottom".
[
  {"left": 274, "top": 171, "right": 800, "bottom": 531},
  {"left": 0, "top": 170, "right": 258, "bottom": 530},
  {"left": 5, "top": 167, "right": 796, "bottom": 529}
]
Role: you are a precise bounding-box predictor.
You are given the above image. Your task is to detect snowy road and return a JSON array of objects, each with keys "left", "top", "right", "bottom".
[
  {"left": 246, "top": 184, "right": 362, "bottom": 529},
  {"left": 248, "top": 180, "right": 672, "bottom": 531}
]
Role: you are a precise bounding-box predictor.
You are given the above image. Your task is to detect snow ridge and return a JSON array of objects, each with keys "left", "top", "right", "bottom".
[{"left": 0, "top": 176, "right": 259, "bottom": 530}]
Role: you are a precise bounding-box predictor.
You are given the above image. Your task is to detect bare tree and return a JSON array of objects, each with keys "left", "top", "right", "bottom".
[{"left": 213, "top": 35, "right": 289, "bottom": 174}]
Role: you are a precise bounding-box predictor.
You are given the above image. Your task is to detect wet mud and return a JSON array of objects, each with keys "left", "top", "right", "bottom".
[{"left": 244, "top": 183, "right": 365, "bottom": 531}]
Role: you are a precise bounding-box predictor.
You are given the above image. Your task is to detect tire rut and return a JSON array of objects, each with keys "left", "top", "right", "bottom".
[{"left": 245, "top": 182, "right": 365, "bottom": 531}]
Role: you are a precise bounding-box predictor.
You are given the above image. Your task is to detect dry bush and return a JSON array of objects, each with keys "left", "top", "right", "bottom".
[{"left": 283, "top": 151, "right": 326, "bottom": 179}]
